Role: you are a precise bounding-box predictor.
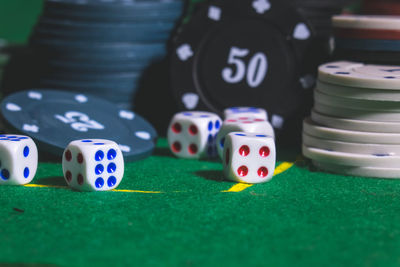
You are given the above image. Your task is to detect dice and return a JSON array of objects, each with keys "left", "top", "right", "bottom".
[
  {"left": 224, "top": 107, "right": 268, "bottom": 121},
  {"left": 167, "top": 111, "right": 222, "bottom": 159},
  {"left": 223, "top": 132, "right": 276, "bottom": 184},
  {"left": 62, "top": 139, "right": 124, "bottom": 191},
  {"left": 0, "top": 134, "right": 38, "bottom": 185},
  {"left": 216, "top": 117, "right": 275, "bottom": 158}
]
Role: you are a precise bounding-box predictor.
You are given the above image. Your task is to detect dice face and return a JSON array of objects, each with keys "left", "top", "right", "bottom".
[
  {"left": 216, "top": 117, "right": 275, "bottom": 158},
  {"left": 0, "top": 134, "right": 38, "bottom": 185},
  {"left": 224, "top": 107, "right": 268, "bottom": 121},
  {"left": 62, "top": 139, "right": 124, "bottom": 191},
  {"left": 167, "top": 111, "right": 222, "bottom": 159},
  {"left": 223, "top": 132, "right": 276, "bottom": 184}
]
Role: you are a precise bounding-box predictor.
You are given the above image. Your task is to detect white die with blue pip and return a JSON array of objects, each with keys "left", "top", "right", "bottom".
[
  {"left": 223, "top": 132, "right": 276, "bottom": 184},
  {"left": 216, "top": 117, "right": 275, "bottom": 159},
  {"left": 0, "top": 134, "right": 38, "bottom": 185},
  {"left": 62, "top": 139, "right": 124, "bottom": 192},
  {"left": 224, "top": 107, "right": 268, "bottom": 121},
  {"left": 167, "top": 111, "right": 222, "bottom": 159}
]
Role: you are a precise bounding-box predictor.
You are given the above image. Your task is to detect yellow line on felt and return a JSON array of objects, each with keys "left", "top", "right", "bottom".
[
  {"left": 222, "top": 161, "right": 294, "bottom": 192},
  {"left": 273, "top": 161, "right": 294, "bottom": 176},
  {"left": 24, "top": 184, "right": 68, "bottom": 189},
  {"left": 112, "top": 189, "right": 162, "bottom": 194},
  {"left": 24, "top": 184, "right": 162, "bottom": 194},
  {"left": 223, "top": 183, "right": 253, "bottom": 192},
  {"left": 23, "top": 161, "right": 294, "bottom": 194}
]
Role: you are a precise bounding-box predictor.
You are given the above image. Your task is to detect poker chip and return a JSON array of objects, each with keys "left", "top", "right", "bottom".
[
  {"left": 312, "top": 161, "right": 400, "bottom": 179},
  {"left": 39, "top": 78, "right": 139, "bottom": 93},
  {"left": 45, "top": 59, "right": 151, "bottom": 73},
  {"left": 316, "top": 80, "right": 400, "bottom": 101},
  {"left": 42, "top": 71, "right": 140, "bottom": 81},
  {"left": 314, "top": 102, "right": 400, "bottom": 122},
  {"left": 170, "top": 0, "right": 315, "bottom": 138},
  {"left": 331, "top": 15, "right": 400, "bottom": 65},
  {"left": 30, "top": 39, "right": 167, "bottom": 61},
  {"left": 33, "top": 19, "right": 175, "bottom": 42},
  {"left": 302, "top": 7, "right": 400, "bottom": 178},
  {"left": 39, "top": 77, "right": 138, "bottom": 109},
  {"left": 303, "top": 118, "right": 400, "bottom": 144},
  {"left": 314, "top": 89, "right": 400, "bottom": 111},
  {"left": 43, "top": 0, "right": 183, "bottom": 22},
  {"left": 335, "top": 39, "right": 400, "bottom": 52},
  {"left": 44, "top": 0, "right": 183, "bottom": 16},
  {"left": 0, "top": 90, "right": 157, "bottom": 162},
  {"left": 332, "top": 15, "right": 400, "bottom": 31},
  {"left": 304, "top": 59, "right": 400, "bottom": 178},
  {"left": 318, "top": 61, "right": 400, "bottom": 90},
  {"left": 333, "top": 49, "right": 400, "bottom": 65},
  {"left": 311, "top": 110, "right": 400, "bottom": 133},
  {"left": 334, "top": 28, "right": 400, "bottom": 40},
  {"left": 2, "top": 0, "right": 184, "bottom": 110},
  {"left": 363, "top": 0, "right": 400, "bottom": 16},
  {"left": 303, "top": 133, "right": 400, "bottom": 156},
  {"left": 303, "top": 145, "right": 400, "bottom": 168}
]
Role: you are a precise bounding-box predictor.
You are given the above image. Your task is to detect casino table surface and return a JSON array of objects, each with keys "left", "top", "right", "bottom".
[
  {"left": 2, "top": 1, "right": 400, "bottom": 267},
  {"left": 2, "top": 139, "right": 400, "bottom": 267}
]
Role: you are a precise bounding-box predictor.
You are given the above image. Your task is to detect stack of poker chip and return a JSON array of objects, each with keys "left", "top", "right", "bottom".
[
  {"left": 333, "top": 15, "right": 400, "bottom": 65},
  {"left": 169, "top": 0, "right": 356, "bottom": 144},
  {"left": 302, "top": 61, "right": 400, "bottom": 179},
  {"left": 2, "top": 0, "right": 184, "bottom": 110}
]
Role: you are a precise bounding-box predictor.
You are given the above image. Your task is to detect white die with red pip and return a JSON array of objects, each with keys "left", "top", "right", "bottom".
[
  {"left": 224, "top": 107, "right": 268, "bottom": 121},
  {"left": 0, "top": 134, "right": 38, "bottom": 185},
  {"left": 223, "top": 132, "right": 276, "bottom": 184},
  {"left": 167, "top": 111, "right": 222, "bottom": 159},
  {"left": 62, "top": 139, "right": 124, "bottom": 191},
  {"left": 216, "top": 117, "right": 275, "bottom": 159}
]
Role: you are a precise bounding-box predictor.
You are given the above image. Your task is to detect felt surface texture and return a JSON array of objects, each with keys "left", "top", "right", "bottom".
[{"left": 0, "top": 138, "right": 400, "bottom": 266}]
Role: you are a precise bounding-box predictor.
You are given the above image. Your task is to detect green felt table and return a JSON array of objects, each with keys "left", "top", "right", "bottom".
[
  {"left": 1, "top": 138, "right": 400, "bottom": 267},
  {"left": 2, "top": 1, "right": 400, "bottom": 266}
]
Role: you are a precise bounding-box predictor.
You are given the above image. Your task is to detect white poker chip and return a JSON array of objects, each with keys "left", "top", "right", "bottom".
[
  {"left": 314, "top": 102, "right": 400, "bottom": 122},
  {"left": 311, "top": 110, "right": 400, "bottom": 133},
  {"left": 303, "top": 133, "right": 400, "bottom": 156},
  {"left": 303, "top": 117, "right": 400, "bottom": 144},
  {"left": 332, "top": 15, "right": 400, "bottom": 30},
  {"left": 312, "top": 160, "right": 400, "bottom": 179},
  {"left": 314, "top": 89, "right": 400, "bottom": 112},
  {"left": 303, "top": 144, "right": 400, "bottom": 168},
  {"left": 318, "top": 61, "right": 400, "bottom": 90},
  {"left": 316, "top": 80, "right": 400, "bottom": 102}
]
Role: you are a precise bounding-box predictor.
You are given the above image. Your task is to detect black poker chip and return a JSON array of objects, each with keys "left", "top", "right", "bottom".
[{"left": 170, "top": 0, "right": 316, "bottom": 140}]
